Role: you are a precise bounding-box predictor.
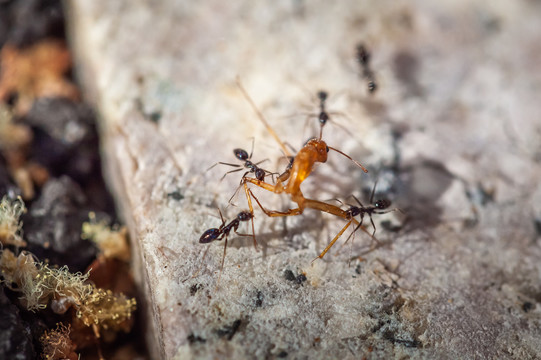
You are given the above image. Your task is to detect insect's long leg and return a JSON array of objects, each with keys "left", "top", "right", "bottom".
[
  {"left": 185, "top": 244, "right": 212, "bottom": 281},
  {"left": 236, "top": 77, "right": 292, "bottom": 158},
  {"left": 253, "top": 159, "right": 269, "bottom": 166},
  {"left": 349, "top": 216, "right": 381, "bottom": 247},
  {"left": 244, "top": 178, "right": 354, "bottom": 221},
  {"left": 325, "top": 111, "right": 355, "bottom": 138},
  {"left": 369, "top": 215, "right": 377, "bottom": 237},
  {"left": 248, "top": 188, "right": 303, "bottom": 217},
  {"left": 228, "top": 172, "right": 251, "bottom": 205},
  {"left": 221, "top": 167, "right": 244, "bottom": 181},
  {"left": 221, "top": 236, "right": 228, "bottom": 272},
  {"left": 242, "top": 181, "right": 258, "bottom": 249},
  {"left": 312, "top": 220, "right": 354, "bottom": 263},
  {"left": 244, "top": 177, "right": 283, "bottom": 193}
]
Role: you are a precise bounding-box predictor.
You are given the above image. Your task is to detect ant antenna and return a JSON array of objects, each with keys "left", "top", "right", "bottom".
[
  {"left": 327, "top": 145, "right": 368, "bottom": 173},
  {"left": 236, "top": 76, "right": 292, "bottom": 158}
]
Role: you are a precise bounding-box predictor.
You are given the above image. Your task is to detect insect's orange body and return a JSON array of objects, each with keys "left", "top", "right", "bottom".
[
  {"left": 268, "top": 138, "right": 329, "bottom": 210},
  {"left": 234, "top": 78, "right": 375, "bottom": 260}
]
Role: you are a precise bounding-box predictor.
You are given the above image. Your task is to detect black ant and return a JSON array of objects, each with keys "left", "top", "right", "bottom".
[
  {"left": 314, "top": 183, "right": 402, "bottom": 261},
  {"left": 208, "top": 139, "right": 274, "bottom": 182},
  {"left": 356, "top": 44, "right": 377, "bottom": 94},
  {"left": 297, "top": 89, "right": 353, "bottom": 140},
  {"left": 199, "top": 209, "right": 255, "bottom": 271}
]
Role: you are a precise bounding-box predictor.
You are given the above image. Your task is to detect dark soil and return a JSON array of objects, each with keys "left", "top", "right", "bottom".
[{"left": 0, "top": 1, "right": 147, "bottom": 358}]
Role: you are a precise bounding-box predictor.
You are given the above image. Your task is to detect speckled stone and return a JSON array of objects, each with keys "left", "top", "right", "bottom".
[{"left": 67, "top": 1, "right": 541, "bottom": 359}]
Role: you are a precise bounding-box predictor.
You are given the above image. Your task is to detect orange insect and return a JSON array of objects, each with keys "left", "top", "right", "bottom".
[{"left": 236, "top": 78, "right": 376, "bottom": 259}]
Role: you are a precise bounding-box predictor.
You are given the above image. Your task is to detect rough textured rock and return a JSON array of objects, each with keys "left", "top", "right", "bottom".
[
  {"left": 23, "top": 176, "right": 98, "bottom": 272},
  {"left": 0, "top": 287, "right": 35, "bottom": 359},
  {"left": 67, "top": 1, "right": 541, "bottom": 359}
]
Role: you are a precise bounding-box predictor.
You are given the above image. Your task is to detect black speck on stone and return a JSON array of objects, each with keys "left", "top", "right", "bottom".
[
  {"left": 255, "top": 291, "right": 263, "bottom": 307},
  {"left": 23, "top": 176, "right": 97, "bottom": 272},
  {"left": 0, "top": 287, "right": 35, "bottom": 359},
  {"left": 215, "top": 319, "right": 242, "bottom": 341},
  {"left": 284, "top": 270, "right": 296, "bottom": 281},
  {"left": 187, "top": 334, "right": 206, "bottom": 344},
  {"left": 148, "top": 111, "right": 162, "bottom": 123},
  {"left": 522, "top": 302, "right": 534, "bottom": 313},
  {"left": 167, "top": 190, "right": 184, "bottom": 201},
  {"left": 296, "top": 274, "right": 307, "bottom": 284},
  {"left": 189, "top": 284, "right": 202, "bottom": 296},
  {"left": 277, "top": 350, "right": 288, "bottom": 358}
]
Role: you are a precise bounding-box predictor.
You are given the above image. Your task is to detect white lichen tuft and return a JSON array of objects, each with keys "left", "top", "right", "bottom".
[
  {"left": 81, "top": 212, "right": 130, "bottom": 262},
  {"left": 0, "top": 248, "right": 136, "bottom": 333},
  {"left": 0, "top": 195, "right": 27, "bottom": 247}
]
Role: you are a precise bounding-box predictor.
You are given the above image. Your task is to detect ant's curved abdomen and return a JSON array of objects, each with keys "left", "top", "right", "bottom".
[{"left": 199, "top": 228, "right": 221, "bottom": 243}]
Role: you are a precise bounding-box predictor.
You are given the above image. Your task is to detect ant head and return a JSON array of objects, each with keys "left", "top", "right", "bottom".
[
  {"left": 306, "top": 138, "right": 329, "bottom": 163},
  {"left": 317, "top": 91, "right": 328, "bottom": 102},
  {"left": 199, "top": 228, "right": 221, "bottom": 243},
  {"left": 234, "top": 148, "right": 249, "bottom": 161},
  {"left": 255, "top": 168, "right": 265, "bottom": 181},
  {"left": 374, "top": 199, "right": 391, "bottom": 210},
  {"left": 237, "top": 211, "right": 254, "bottom": 222}
]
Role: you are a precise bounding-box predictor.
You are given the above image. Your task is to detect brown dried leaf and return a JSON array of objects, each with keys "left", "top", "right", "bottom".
[{"left": 0, "top": 40, "right": 79, "bottom": 114}]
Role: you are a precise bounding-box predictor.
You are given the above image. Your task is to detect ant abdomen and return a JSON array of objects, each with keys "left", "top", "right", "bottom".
[
  {"left": 234, "top": 148, "right": 249, "bottom": 161},
  {"left": 375, "top": 199, "right": 391, "bottom": 210},
  {"left": 199, "top": 228, "right": 221, "bottom": 243}
]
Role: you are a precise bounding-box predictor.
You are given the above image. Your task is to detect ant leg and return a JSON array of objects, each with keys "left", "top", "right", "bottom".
[
  {"left": 214, "top": 235, "right": 228, "bottom": 291},
  {"left": 312, "top": 220, "right": 354, "bottom": 263},
  {"left": 217, "top": 208, "right": 225, "bottom": 225},
  {"left": 325, "top": 111, "right": 355, "bottom": 138},
  {"left": 303, "top": 199, "right": 350, "bottom": 219},
  {"left": 244, "top": 177, "right": 285, "bottom": 194},
  {"left": 207, "top": 162, "right": 241, "bottom": 172},
  {"left": 184, "top": 245, "right": 211, "bottom": 282},
  {"left": 248, "top": 188, "right": 303, "bottom": 217},
  {"left": 228, "top": 172, "right": 250, "bottom": 205},
  {"left": 253, "top": 159, "right": 269, "bottom": 166},
  {"left": 369, "top": 215, "right": 377, "bottom": 237},
  {"left": 241, "top": 182, "right": 258, "bottom": 249},
  {"left": 236, "top": 77, "right": 292, "bottom": 158},
  {"left": 351, "top": 194, "right": 365, "bottom": 208},
  {"left": 221, "top": 236, "right": 228, "bottom": 272},
  {"left": 221, "top": 167, "right": 244, "bottom": 181}
]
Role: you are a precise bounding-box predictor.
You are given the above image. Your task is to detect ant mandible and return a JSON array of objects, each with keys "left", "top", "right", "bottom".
[{"left": 356, "top": 44, "right": 377, "bottom": 94}]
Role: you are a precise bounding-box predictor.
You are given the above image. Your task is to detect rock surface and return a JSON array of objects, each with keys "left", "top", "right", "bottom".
[{"left": 67, "top": 1, "right": 541, "bottom": 359}]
